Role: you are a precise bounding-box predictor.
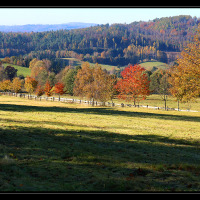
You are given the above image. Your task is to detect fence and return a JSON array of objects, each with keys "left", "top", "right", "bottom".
[{"left": 0, "top": 91, "right": 199, "bottom": 112}]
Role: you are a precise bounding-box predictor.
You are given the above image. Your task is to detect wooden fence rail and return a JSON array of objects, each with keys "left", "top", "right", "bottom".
[{"left": 0, "top": 91, "right": 199, "bottom": 113}]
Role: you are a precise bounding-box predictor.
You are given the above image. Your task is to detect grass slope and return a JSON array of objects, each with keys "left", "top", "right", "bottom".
[
  {"left": 2, "top": 63, "right": 31, "bottom": 77},
  {"left": 62, "top": 58, "right": 167, "bottom": 72},
  {"left": 0, "top": 95, "right": 200, "bottom": 192},
  {"left": 139, "top": 61, "right": 168, "bottom": 71}
]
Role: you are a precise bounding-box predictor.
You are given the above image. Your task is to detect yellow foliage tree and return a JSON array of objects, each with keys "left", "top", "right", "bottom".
[
  {"left": 24, "top": 76, "right": 38, "bottom": 95},
  {"left": 73, "top": 62, "right": 116, "bottom": 105},
  {"left": 169, "top": 25, "right": 200, "bottom": 104},
  {"left": 12, "top": 77, "right": 22, "bottom": 93},
  {"left": 0, "top": 80, "right": 12, "bottom": 92}
]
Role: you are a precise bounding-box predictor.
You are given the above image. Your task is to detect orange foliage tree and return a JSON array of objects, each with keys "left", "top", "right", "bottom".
[
  {"left": 44, "top": 80, "right": 53, "bottom": 97},
  {"left": 115, "top": 64, "right": 150, "bottom": 105},
  {"left": 54, "top": 82, "right": 65, "bottom": 100},
  {"left": 35, "top": 85, "right": 44, "bottom": 97},
  {"left": 24, "top": 76, "right": 38, "bottom": 95}
]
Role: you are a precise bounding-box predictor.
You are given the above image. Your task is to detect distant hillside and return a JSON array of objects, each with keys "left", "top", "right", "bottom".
[
  {"left": 0, "top": 15, "right": 199, "bottom": 69},
  {"left": 0, "top": 22, "right": 97, "bottom": 32}
]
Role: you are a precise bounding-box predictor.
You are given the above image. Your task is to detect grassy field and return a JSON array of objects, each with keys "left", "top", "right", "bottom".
[
  {"left": 139, "top": 61, "right": 168, "bottom": 71},
  {"left": 62, "top": 58, "right": 120, "bottom": 71},
  {"left": 0, "top": 95, "right": 200, "bottom": 192},
  {"left": 62, "top": 58, "right": 167, "bottom": 72},
  {"left": 112, "top": 95, "right": 200, "bottom": 112},
  {"left": 1, "top": 59, "right": 167, "bottom": 79},
  {"left": 2, "top": 63, "right": 31, "bottom": 77}
]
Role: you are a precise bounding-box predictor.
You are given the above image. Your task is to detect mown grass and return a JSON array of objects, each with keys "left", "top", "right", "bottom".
[
  {"left": 0, "top": 95, "right": 200, "bottom": 192},
  {"left": 112, "top": 94, "right": 200, "bottom": 112}
]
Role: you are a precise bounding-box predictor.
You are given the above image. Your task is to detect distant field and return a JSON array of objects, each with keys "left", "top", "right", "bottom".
[
  {"left": 2, "top": 63, "right": 31, "bottom": 77},
  {"left": 62, "top": 58, "right": 167, "bottom": 72},
  {"left": 139, "top": 61, "right": 168, "bottom": 71},
  {"left": 62, "top": 58, "right": 120, "bottom": 71},
  {"left": 2, "top": 60, "right": 167, "bottom": 76},
  {"left": 0, "top": 95, "right": 200, "bottom": 191}
]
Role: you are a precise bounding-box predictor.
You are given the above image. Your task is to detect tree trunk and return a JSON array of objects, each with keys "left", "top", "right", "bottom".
[
  {"left": 164, "top": 99, "right": 167, "bottom": 110},
  {"left": 92, "top": 98, "right": 94, "bottom": 106},
  {"left": 178, "top": 100, "right": 180, "bottom": 111}
]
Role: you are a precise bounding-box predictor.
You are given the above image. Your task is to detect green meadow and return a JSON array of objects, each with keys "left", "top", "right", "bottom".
[
  {"left": 2, "top": 63, "right": 31, "bottom": 77},
  {"left": 62, "top": 58, "right": 167, "bottom": 72},
  {"left": 0, "top": 95, "right": 200, "bottom": 191}
]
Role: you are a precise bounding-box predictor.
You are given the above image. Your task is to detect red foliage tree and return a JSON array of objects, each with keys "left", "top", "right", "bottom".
[
  {"left": 54, "top": 82, "right": 65, "bottom": 100},
  {"left": 35, "top": 85, "right": 44, "bottom": 97},
  {"left": 115, "top": 64, "right": 150, "bottom": 105},
  {"left": 44, "top": 80, "right": 53, "bottom": 97}
]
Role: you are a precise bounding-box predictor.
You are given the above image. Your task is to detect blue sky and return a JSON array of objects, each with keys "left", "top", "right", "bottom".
[{"left": 0, "top": 8, "right": 200, "bottom": 26}]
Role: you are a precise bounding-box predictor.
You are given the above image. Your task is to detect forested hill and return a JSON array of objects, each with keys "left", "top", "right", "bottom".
[{"left": 0, "top": 15, "right": 199, "bottom": 67}]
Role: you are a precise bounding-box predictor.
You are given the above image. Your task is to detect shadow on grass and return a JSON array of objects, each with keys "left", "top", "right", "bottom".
[
  {"left": 1, "top": 119, "right": 200, "bottom": 191},
  {"left": 0, "top": 103, "right": 200, "bottom": 123}
]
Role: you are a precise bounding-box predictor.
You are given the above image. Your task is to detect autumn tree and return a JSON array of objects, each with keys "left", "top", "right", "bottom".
[
  {"left": 24, "top": 76, "right": 38, "bottom": 95},
  {"left": 2, "top": 57, "right": 10, "bottom": 63},
  {"left": 150, "top": 69, "right": 170, "bottom": 110},
  {"left": 103, "top": 74, "right": 117, "bottom": 103},
  {"left": 115, "top": 64, "right": 150, "bottom": 105},
  {"left": 44, "top": 80, "right": 53, "bottom": 97},
  {"left": 29, "top": 59, "right": 51, "bottom": 87},
  {"left": 73, "top": 62, "right": 94, "bottom": 100},
  {"left": 73, "top": 62, "right": 116, "bottom": 105},
  {"left": 93, "top": 65, "right": 116, "bottom": 105},
  {"left": 35, "top": 85, "right": 44, "bottom": 97},
  {"left": 169, "top": 25, "right": 200, "bottom": 104},
  {"left": 168, "top": 64, "right": 186, "bottom": 110},
  {"left": 0, "top": 80, "right": 12, "bottom": 92},
  {"left": 12, "top": 77, "right": 22, "bottom": 93},
  {"left": 29, "top": 58, "right": 38, "bottom": 70},
  {"left": 54, "top": 82, "right": 65, "bottom": 100},
  {"left": 30, "top": 60, "right": 47, "bottom": 79}
]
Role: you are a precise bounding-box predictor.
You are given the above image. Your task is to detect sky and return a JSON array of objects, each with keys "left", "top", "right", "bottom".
[{"left": 0, "top": 8, "right": 200, "bottom": 26}]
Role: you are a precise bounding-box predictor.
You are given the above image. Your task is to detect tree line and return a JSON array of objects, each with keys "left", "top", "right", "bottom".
[{"left": 0, "top": 20, "right": 200, "bottom": 109}]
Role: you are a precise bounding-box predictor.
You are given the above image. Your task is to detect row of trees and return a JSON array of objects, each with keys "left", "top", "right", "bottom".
[
  {"left": 0, "top": 58, "right": 199, "bottom": 110},
  {"left": 0, "top": 24, "right": 200, "bottom": 109},
  {"left": 0, "top": 76, "right": 65, "bottom": 98}
]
